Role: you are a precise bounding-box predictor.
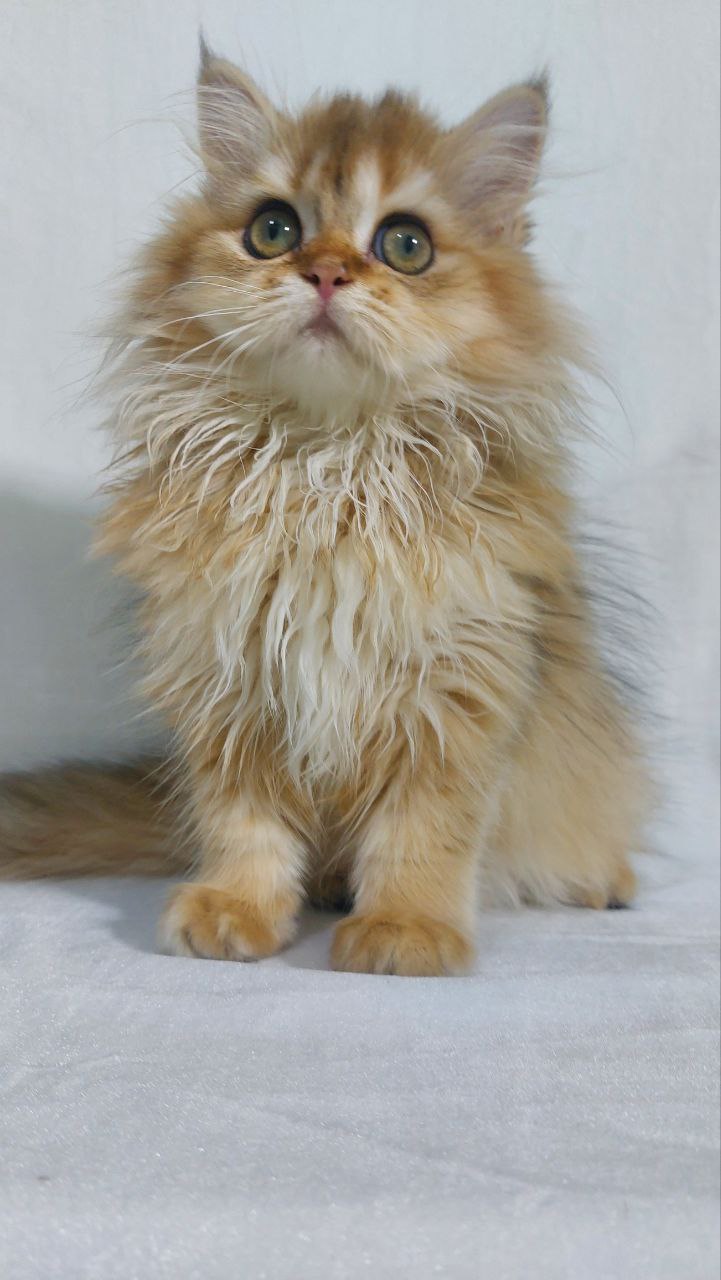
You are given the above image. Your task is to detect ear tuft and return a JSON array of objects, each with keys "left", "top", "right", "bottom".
[
  {"left": 442, "top": 75, "right": 550, "bottom": 241},
  {"left": 527, "top": 69, "right": 551, "bottom": 119},
  {"left": 198, "top": 28, "right": 213, "bottom": 73},
  {"left": 195, "top": 40, "right": 276, "bottom": 186}
]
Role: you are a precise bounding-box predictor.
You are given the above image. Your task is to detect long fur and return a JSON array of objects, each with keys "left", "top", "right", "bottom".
[
  {"left": 0, "top": 51, "right": 648, "bottom": 974},
  {"left": 0, "top": 762, "right": 185, "bottom": 878}
]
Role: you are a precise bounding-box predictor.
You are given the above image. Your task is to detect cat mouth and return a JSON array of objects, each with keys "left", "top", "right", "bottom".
[{"left": 303, "top": 311, "right": 346, "bottom": 343}]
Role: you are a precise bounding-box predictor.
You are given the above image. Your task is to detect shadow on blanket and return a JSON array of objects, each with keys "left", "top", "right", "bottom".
[{"left": 54, "top": 875, "right": 339, "bottom": 968}]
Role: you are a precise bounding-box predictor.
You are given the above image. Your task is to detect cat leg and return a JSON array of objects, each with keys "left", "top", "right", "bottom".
[
  {"left": 331, "top": 713, "right": 504, "bottom": 977},
  {"left": 160, "top": 775, "right": 308, "bottom": 961},
  {"left": 490, "top": 663, "right": 647, "bottom": 910},
  {"left": 305, "top": 863, "right": 354, "bottom": 912}
]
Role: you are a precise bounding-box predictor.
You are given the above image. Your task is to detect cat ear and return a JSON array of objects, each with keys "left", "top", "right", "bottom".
[
  {"left": 196, "top": 36, "right": 276, "bottom": 183},
  {"left": 442, "top": 77, "right": 549, "bottom": 241}
]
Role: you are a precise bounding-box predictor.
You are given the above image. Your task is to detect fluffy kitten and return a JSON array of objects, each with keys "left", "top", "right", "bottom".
[{"left": 0, "top": 45, "right": 647, "bottom": 975}]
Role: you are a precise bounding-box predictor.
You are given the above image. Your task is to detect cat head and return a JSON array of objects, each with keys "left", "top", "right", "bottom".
[{"left": 139, "top": 44, "right": 561, "bottom": 423}]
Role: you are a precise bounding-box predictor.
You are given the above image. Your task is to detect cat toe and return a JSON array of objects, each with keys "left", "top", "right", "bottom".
[
  {"left": 331, "top": 912, "right": 473, "bottom": 977},
  {"left": 159, "top": 884, "right": 296, "bottom": 961},
  {"left": 573, "top": 861, "right": 637, "bottom": 911}
]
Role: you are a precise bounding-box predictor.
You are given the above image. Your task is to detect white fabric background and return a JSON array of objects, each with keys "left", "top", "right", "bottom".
[{"left": 0, "top": 2, "right": 718, "bottom": 1277}]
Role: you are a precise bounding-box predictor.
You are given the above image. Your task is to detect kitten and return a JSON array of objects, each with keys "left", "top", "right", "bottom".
[{"left": 0, "top": 44, "right": 648, "bottom": 975}]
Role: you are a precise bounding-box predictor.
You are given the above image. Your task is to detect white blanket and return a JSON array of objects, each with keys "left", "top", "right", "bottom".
[{"left": 1, "top": 810, "right": 718, "bottom": 1280}]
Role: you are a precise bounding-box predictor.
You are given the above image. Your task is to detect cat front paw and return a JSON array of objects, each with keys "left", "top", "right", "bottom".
[
  {"left": 331, "top": 912, "right": 474, "bottom": 977},
  {"left": 159, "top": 884, "right": 297, "bottom": 961}
]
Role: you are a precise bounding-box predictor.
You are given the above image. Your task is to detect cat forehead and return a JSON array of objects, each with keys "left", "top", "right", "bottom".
[
  {"left": 256, "top": 149, "right": 445, "bottom": 249},
  {"left": 254, "top": 95, "right": 448, "bottom": 246}
]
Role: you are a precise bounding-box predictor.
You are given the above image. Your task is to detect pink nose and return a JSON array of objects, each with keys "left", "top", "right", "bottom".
[{"left": 302, "top": 261, "right": 352, "bottom": 305}]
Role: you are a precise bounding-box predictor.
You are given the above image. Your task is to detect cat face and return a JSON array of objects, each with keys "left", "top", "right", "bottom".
[{"left": 159, "top": 48, "right": 551, "bottom": 419}]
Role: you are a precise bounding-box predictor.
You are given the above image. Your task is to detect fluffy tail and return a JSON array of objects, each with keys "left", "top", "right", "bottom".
[{"left": 0, "top": 761, "right": 190, "bottom": 880}]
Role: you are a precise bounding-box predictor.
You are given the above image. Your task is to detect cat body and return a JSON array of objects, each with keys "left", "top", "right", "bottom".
[{"left": 0, "top": 46, "right": 647, "bottom": 974}]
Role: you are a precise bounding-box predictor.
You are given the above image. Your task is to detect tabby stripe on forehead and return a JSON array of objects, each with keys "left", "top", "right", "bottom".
[
  {"left": 316, "top": 133, "right": 349, "bottom": 198},
  {"left": 300, "top": 150, "right": 335, "bottom": 230},
  {"left": 350, "top": 157, "right": 383, "bottom": 252}
]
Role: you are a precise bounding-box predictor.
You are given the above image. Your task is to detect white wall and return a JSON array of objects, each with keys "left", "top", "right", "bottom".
[{"left": 0, "top": 2, "right": 718, "bottom": 838}]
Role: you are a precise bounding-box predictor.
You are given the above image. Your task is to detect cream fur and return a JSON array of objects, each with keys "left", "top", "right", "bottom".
[{"left": 0, "top": 53, "right": 649, "bottom": 976}]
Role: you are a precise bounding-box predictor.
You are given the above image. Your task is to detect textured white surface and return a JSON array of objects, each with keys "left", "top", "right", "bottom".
[
  {"left": 0, "top": 2, "right": 719, "bottom": 1277},
  {"left": 1, "top": 835, "right": 718, "bottom": 1280}
]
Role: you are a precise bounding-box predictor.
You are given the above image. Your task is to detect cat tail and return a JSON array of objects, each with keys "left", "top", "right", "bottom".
[{"left": 0, "top": 760, "right": 190, "bottom": 880}]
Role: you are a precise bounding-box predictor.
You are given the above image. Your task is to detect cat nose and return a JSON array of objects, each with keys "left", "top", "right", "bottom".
[{"left": 302, "top": 260, "right": 352, "bottom": 304}]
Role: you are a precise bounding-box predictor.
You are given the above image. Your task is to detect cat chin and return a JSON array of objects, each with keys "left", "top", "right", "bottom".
[{"left": 256, "top": 335, "right": 392, "bottom": 419}]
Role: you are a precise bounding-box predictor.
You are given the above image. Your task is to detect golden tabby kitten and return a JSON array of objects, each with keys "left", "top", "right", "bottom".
[{"left": 0, "top": 45, "right": 647, "bottom": 975}]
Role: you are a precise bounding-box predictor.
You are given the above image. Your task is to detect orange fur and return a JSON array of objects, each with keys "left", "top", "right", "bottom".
[{"left": 0, "top": 48, "right": 648, "bottom": 974}]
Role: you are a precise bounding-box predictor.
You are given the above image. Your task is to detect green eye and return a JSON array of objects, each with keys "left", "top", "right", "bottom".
[
  {"left": 374, "top": 217, "right": 433, "bottom": 275},
  {"left": 244, "top": 203, "right": 302, "bottom": 259}
]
